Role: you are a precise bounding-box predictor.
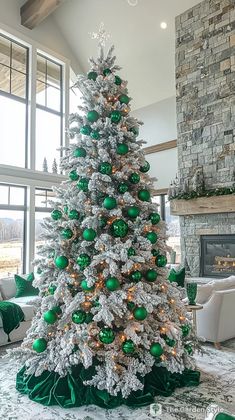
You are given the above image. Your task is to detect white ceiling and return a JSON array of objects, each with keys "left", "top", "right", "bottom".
[{"left": 53, "top": 0, "right": 201, "bottom": 110}]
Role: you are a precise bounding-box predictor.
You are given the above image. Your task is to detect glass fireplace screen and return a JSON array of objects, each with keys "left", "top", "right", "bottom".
[{"left": 200, "top": 235, "right": 235, "bottom": 278}]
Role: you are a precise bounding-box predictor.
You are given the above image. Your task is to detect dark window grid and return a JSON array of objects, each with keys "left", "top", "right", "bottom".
[
  {"left": 0, "top": 34, "right": 28, "bottom": 75},
  {"left": 35, "top": 188, "right": 54, "bottom": 208}
]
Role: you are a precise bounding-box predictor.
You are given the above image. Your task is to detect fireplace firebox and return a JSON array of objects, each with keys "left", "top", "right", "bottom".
[{"left": 200, "top": 235, "right": 235, "bottom": 278}]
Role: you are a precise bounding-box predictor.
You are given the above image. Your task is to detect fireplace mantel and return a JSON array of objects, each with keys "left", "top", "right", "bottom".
[{"left": 170, "top": 195, "right": 235, "bottom": 216}]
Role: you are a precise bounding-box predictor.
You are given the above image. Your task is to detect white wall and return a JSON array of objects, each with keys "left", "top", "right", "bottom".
[
  {"left": 133, "top": 96, "right": 178, "bottom": 190},
  {"left": 0, "top": 0, "right": 81, "bottom": 73}
]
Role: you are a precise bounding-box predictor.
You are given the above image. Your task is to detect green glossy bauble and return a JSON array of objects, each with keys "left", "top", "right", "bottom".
[
  {"left": 127, "top": 301, "right": 135, "bottom": 311},
  {"left": 51, "top": 209, "right": 62, "bottom": 220},
  {"left": 184, "top": 344, "right": 193, "bottom": 355},
  {"left": 77, "top": 254, "right": 91, "bottom": 269},
  {"left": 81, "top": 279, "right": 95, "bottom": 292},
  {"left": 68, "top": 209, "right": 79, "bottom": 220},
  {"left": 88, "top": 71, "right": 98, "bottom": 81},
  {"left": 119, "top": 94, "right": 130, "bottom": 105},
  {"left": 151, "top": 249, "right": 160, "bottom": 257},
  {"left": 138, "top": 189, "right": 151, "bottom": 201},
  {"left": 64, "top": 206, "right": 68, "bottom": 214},
  {"left": 149, "top": 212, "right": 161, "bottom": 225},
  {"left": 115, "top": 75, "right": 122, "bottom": 85},
  {"left": 164, "top": 336, "right": 176, "bottom": 347},
  {"left": 43, "top": 309, "right": 57, "bottom": 324},
  {"left": 103, "top": 68, "right": 111, "bottom": 76},
  {"left": 129, "top": 172, "right": 140, "bottom": 184},
  {"left": 117, "top": 182, "right": 129, "bottom": 194},
  {"left": 83, "top": 228, "right": 96, "bottom": 242},
  {"left": 122, "top": 339, "right": 135, "bottom": 354},
  {"left": 110, "top": 219, "right": 129, "bottom": 238},
  {"left": 48, "top": 285, "right": 56, "bottom": 295},
  {"left": 87, "top": 110, "right": 99, "bottom": 123},
  {"left": 85, "top": 312, "right": 93, "bottom": 324},
  {"left": 99, "top": 327, "right": 115, "bottom": 344},
  {"left": 99, "top": 162, "right": 112, "bottom": 175},
  {"left": 77, "top": 177, "right": 89, "bottom": 192},
  {"left": 80, "top": 125, "right": 91, "bottom": 136},
  {"left": 127, "top": 247, "right": 136, "bottom": 257},
  {"left": 133, "top": 307, "right": 148, "bottom": 321},
  {"left": 91, "top": 130, "right": 100, "bottom": 140},
  {"left": 130, "top": 270, "right": 142, "bottom": 283},
  {"left": 131, "top": 126, "right": 139, "bottom": 136},
  {"left": 53, "top": 306, "right": 62, "bottom": 315},
  {"left": 73, "top": 147, "right": 87, "bottom": 158},
  {"left": 150, "top": 342, "right": 164, "bottom": 357},
  {"left": 105, "top": 277, "right": 120, "bottom": 291},
  {"left": 72, "top": 310, "right": 86, "bottom": 324},
  {"left": 110, "top": 110, "right": 122, "bottom": 124},
  {"left": 127, "top": 206, "right": 140, "bottom": 219},
  {"left": 69, "top": 170, "right": 79, "bottom": 181},
  {"left": 116, "top": 143, "right": 129, "bottom": 155},
  {"left": 32, "top": 338, "right": 47, "bottom": 353},
  {"left": 155, "top": 254, "right": 167, "bottom": 267},
  {"left": 140, "top": 161, "right": 150, "bottom": 173},
  {"left": 145, "top": 269, "right": 158, "bottom": 282},
  {"left": 103, "top": 197, "right": 117, "bottom": 210},
  {"left": 181, "top": 324, "right": 191, "bottom": 337},
  {"left": 61, "top": 228, "right": 73, "bottom": 240},
  {"left": 146, "top": 231, "right": 158, "bottom": 244},
  {"left": 55, "top": 256, "right": 69, "bottom": 269},
  {"left": 99, "top": 216, "right": 107, "bottom": 228}
]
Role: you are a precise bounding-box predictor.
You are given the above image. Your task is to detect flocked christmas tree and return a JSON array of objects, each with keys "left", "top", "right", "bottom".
[{"left": 14, "top": 43, "right": 199, "bottom": 408}]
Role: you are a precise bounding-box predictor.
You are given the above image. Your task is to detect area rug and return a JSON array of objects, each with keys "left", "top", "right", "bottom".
[{"left": 0, "top": 345, "right": 234, "bottom": 420}]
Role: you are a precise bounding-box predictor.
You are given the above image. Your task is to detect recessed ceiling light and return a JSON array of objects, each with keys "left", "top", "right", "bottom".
[{"left": 160, "top": 22, "right": 167, "bottom": 29}]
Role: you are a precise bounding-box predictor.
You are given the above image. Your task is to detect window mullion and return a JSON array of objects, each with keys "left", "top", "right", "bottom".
[
  {"left": 28, "top": 44, "right": 37, "bottom": 171},
  {"left": 26, "top": 185, "right": 36, "bottom": 273}
]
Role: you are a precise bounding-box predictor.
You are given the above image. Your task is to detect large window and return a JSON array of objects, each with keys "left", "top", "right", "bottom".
[
  {"left": 0, "top": 184, "right": 27, "bottom": 277},
  {"left": 35, "top": 188, "right": 55, "bottom": 255}
]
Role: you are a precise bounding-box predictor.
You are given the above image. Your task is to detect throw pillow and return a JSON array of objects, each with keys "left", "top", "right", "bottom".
[
  {"left": 168, "top": 267, "right": 185, "bottom": 288},
  {"left": 15, "top": 273, "right": 39, "bottom": 298}
]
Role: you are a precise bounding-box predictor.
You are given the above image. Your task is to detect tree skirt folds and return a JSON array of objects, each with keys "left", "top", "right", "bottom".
[{"left": 16, "top": 363, "right": 200, "bottom": 409}]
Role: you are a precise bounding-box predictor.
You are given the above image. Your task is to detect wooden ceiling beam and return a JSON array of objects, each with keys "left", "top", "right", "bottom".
[{"left": 21, "top": 0, "right": 63, "bottom": 29}]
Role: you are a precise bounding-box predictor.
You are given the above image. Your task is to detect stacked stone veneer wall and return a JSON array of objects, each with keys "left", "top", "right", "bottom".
[{"left": 175, "top": 0, "right": 235, "bottom": 276}]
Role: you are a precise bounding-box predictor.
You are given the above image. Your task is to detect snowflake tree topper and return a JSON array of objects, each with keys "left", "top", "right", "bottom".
[{"left": 89, "top": 22, "right": 111, "bottom": 47}]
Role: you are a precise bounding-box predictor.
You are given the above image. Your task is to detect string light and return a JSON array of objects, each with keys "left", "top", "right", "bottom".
[{"left": 171, "top": 349, "right": 177, "bottom": 356}]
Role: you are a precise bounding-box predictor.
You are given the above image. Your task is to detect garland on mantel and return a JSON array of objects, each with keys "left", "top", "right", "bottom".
[{"left": 169, "top": 186, "right": 235, "bottom": 201}]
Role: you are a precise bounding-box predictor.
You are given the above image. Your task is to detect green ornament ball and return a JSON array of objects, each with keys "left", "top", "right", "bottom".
[
  {"left": 130, "top": 270, "right": 142, "bottom": 283},
  {"left": 87, "top": 110, "right": 99, "bottom": 123},
  {"left": 129, "top": 172, "right": 140, "bottom": 184},
  {"left": 80, "top": 125, "right": 91, "bottom": 136},
  {"left": 51, "top": 209, "right": 62, "bottom": 220},
  {"left": 68, "top": 209, "right": 79, "bottom": 220},
  {"left": 99, "top": 162, "right": 112, "bottom": 175},
  {"left": 116, "top": 143, "right": 129, "bottom": 155},
  {"left": 138, "top": 189, "right": 151, "bottom": 201},
  {"left": 122, "top": 339, "right": 135, "bottom": 354},
  {"left": 73, "top": 147, "right": 87, "bottom": 158},
  {"left": 145, "top": 269, "right": 158, "bottom": 282},
  {"left": 127, "top": 206, "right": 140, "bottom": 219},
  {"left": 117, "top": 182, "right": 129, "bottom": 194},
  {"left": 53, "top": 306, "right": 62, "bottom": 315},
  {"left": 119, "top": 94, "right": 130, "bottom": 105},
  {"left": 110, "top": 219, "right": 129, "bottom": 238},
  {"left": 85, "top": 312, "right": 93, "bottom": 324},
  {"left": 127, "top": 301, "right": 135, "bottom": 311},
  {"left": 184, "top": 344, "right": 193, "bottom": 355},
  {"left": 77, "top": 254, "right": 91, "bottom": 269},
  {"left": 146, "top": 231, "right": 158, "bottom": 244},
  {"left": 181, "top": 324, "right": 191, "bottom": 337},
  {"left": 99, "top": 216, "right": 107, "bottom": 228},
  {"left": 91, "top": 130, "right": 100, "bottom": 140},
  {"left": 165, "top": 336, "right": 176, "bottom": 347},
  {"left": 99, "top": 327, "right": 115, "bottom": 344},
  {"left": 115, "top": 75, "right": 122, "bottom": 85},
  {"left": 103, "top": 197, "right": 117, "bottom": 210},
  {"left": 83, "top": 228, "right": 96, "bottom": 242},
  {"left": 103, "top": 68, "right": 111, "bottom": 76},
  {"left": 152, "top": 249, "right": 160, "bottom": 257},
  {"left": 105, "top": 277, "right": 120, "bottom": 291},
  {"left": 32, "top": 338, "right": 47, "bottom": 353},
  {"left": 150, "top": 342, "right": 164, "bottom": 357},
  {"left": 64, "top": 205, "right": 68, "bottom": 214},
  {"left": 131, "top": 126, "right": 139, "bottom": 136},
  {"left": 55, "top": 256, "right": 69, "bottom": 270},
  {"left": 149, "top": 212, "right": 161, "bottom": 225},
  {"left": 69, "top": 170, "right": 79, "bottom": 181},
  {"left": 140, "top": 161, "right": 150, "bottom": 173},
  {"left": 110, "top": 110, "right": 122, "bottom": 124},
  {"left": 48, "top": 285, "right": 56, "bottom": 295},
  {"left": 133, "top": 306, "right": 148, "bottom": 321},
  {"left": 81, "top": 279, "right": 95, "bottom": 292},
  {"left": 77, "top": 177, "right": 89, "bottom": 192},
  {"left": 72, "top": 310, "right": 86, "bottom": 324},
  {"left": 155, "top": 254, "right": 167, "bottom": 267},
  {"left": 61, "top": 228, "right": 73, "bottom": 240},
  {"left": 43, "top": 309, "right": 57, "bottom": 324},
  {"left": 88, "top": 71, "right": 97, "bottom": 81},
  {"left": 127, "top": 247, "right": 136, "bottom": 257}
]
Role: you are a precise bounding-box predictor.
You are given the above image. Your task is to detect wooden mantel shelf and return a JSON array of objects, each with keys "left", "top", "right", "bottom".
[{"left": 170, "top": 194, "right": 235, "bottom": 216}]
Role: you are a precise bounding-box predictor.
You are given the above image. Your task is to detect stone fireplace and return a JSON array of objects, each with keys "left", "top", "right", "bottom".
[{"left": 173, "top": 0, "right": 235, "bottom": 277}]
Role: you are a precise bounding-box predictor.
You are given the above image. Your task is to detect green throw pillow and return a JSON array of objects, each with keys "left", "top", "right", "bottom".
[
  {"left": 15, "top": 273, "right": 39, "bottom": 298},
  {"left": 168, "top": 267, "right": 185, "bottom": 288}
]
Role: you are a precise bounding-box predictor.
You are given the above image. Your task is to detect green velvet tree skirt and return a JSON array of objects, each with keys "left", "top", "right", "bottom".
[{"left": 16, "top": 363, "right": 200, "bottom": 409}]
